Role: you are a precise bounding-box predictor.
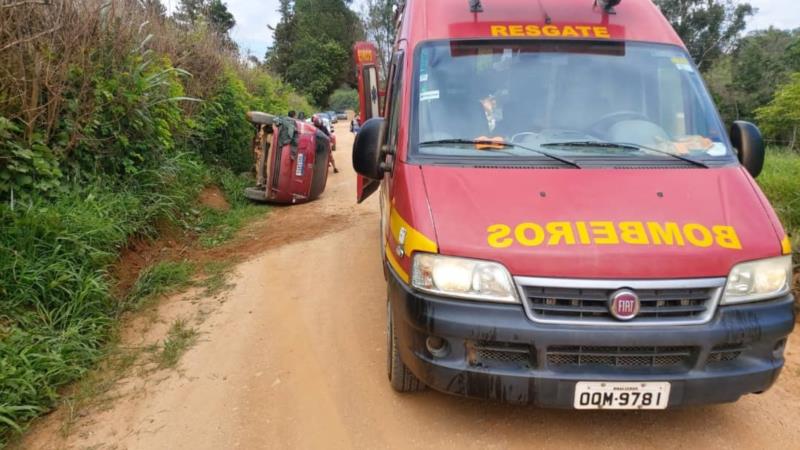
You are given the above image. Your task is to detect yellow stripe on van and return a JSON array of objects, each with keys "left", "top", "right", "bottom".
[
  {"left": 389, "top": 206, "right": 438, "bottom": 256},
  {"left": 386, "top": 205, "right": 438, "bottom": 283},
  {"left": 782, "top": 236, "right": 793, "bottom": 255},
  {"left": 385, "top": 242, "right": 409, "bottom": 283}
]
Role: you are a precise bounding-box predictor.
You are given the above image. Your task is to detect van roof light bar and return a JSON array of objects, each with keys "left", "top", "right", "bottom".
[
  {"left": 469, "top": 0, "right": 483, "bottom": 13},
  {"left": 595, "top": 0, "right": 621, "bottom": 14}
]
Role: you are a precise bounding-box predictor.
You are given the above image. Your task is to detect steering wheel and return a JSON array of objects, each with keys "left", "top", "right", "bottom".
[{"left": 589, "top": 110, "right": 650, "bottom": 135}]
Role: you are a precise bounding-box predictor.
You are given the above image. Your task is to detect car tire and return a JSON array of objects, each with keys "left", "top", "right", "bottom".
[{"left": 387, "top": 301, "right": 425, "bottom": 393}]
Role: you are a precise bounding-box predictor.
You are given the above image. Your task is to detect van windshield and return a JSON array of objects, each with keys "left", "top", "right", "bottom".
[{"left": 413, "top": 40, "right": 734, "bottom": 164}]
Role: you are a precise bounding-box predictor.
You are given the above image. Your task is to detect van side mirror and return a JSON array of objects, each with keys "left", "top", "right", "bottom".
[
  {"left": 729, "top": 121, "right": 765, "bottom": 178},
  {"left": 352, "top": 117, "right": 386, "bottom": 180}
]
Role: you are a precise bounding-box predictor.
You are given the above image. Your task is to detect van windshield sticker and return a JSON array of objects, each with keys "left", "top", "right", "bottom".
[
  {"left": 671, "top": 57, "right": 694, "bottom": 72},
  {"left": 490, "top": 24, "right": 611, "bottom": 39},
  {"left": 420, "top": 90, "right": 440, "bottom": 102},
  {"left": 487, "top": 221, "right": 742, "bottom": 250}
]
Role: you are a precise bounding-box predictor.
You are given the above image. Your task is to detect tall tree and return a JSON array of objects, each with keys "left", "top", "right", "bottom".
[
  {"left": 207, "top": 0, "right": 236, "bottom": 35},
  {"left": 360, "top": 0, "right": 399, "bottom": 79},
  {"left": 265, "top": 0, "right": 297, "bottom": 78},
  {"left": 756, "top": 73, "right": 800, "bottom": 148},
  {"left": 174, "top": 0, "right": 206, "bottom": 25},
  {"left": 266, "top": 0, "right": 363, "bottom": 105},
  {"left": 173, "top": 0, "right": 237, "bottom": 50},
  {"left": 705, "top": 28, "right": 800, "bottom": 123},
  {"left": 654, "top": 0, "right": 753, "bottom": 71}
]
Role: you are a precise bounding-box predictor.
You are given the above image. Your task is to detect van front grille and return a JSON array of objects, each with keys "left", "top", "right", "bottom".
[
  {"left": 515, "top": 277, "right": 724, "bottom": 326},
  {"left": 547, "top": 345, "right": 695, "bottom": 369}
]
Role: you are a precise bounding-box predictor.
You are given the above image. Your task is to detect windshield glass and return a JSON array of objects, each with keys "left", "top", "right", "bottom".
[{"left": 413, "top": 40, "right": 733, "bottom": 163}]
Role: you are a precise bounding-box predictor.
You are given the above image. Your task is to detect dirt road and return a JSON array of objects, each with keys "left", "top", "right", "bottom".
[{"left": 23, "top": 122, "right": 800, "bottom": 449}]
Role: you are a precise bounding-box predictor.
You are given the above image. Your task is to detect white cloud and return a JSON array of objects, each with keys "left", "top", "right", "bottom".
[
  {"left": 746, "top": 0, "right": 800, "bottom": 31},
  {"left": 162, "top": 0, "right": 282, "bottom": 59},
  {"left": 226, "top": 0, "right": 282, "bottom": 58}
]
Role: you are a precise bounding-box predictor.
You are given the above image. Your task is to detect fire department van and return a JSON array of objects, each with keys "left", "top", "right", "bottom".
[{"left": 352, "top": 0, "right": 795, "bottom": 409}]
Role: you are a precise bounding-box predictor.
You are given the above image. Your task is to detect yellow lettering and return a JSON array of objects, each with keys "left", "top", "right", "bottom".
[
  {"left": 490, "top": 25, "right": 508, "bottom": 37},
  {"left": 618, "top": 221, "right": 649, "bottom": 245},
  {"left": 508, "top": 25, "right": 524, "bottom": 37},
  {"left": 683, "top": 223, "right": 713, "bottom": 247},
  {"left": 590, "top": 221, "right": 619, "bottom": 245},
  {"left": 575, "top": 221, "right": 591, "bottom": 244},
  {"left": 575, "top": 25, "right": 592, "bottom": 37},
  {"left": 487, "top": 224, "right": 513, "bottom": 248},
  {"left": 546, "top": 222, "right": 576, "bottom": 245},
  {"left": 713, "top": 225, "right": 742, "bottom": 250},
  {"left": 647, "top": 222, "right": 685, "bottom": 246},
  {"left": 542, "top": 25, "right": 560, "bottom": 37},
  {"left": 487, "top": 221, "right": 740, "bottom": 249},
  {"left": 593, "top": 26, "right": 610, "bottom": 38},
  {"left": 525, "top": 25, "right": 541, "bottom": 36},
  {"left": 561, "top": 25, "right": 579, "bottom": 37},
  {"left": 515, "top": 223, "right": 545, "bottom": 246}
]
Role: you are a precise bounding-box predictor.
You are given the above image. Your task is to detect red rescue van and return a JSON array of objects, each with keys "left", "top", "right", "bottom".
[{"left": 352, "top": 0, "right": 795, "bottom": 409}]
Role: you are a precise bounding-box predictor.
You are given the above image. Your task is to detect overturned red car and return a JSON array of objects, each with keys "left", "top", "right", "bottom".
[{"left": 244, "top": 111, "right": 331, "bottom": 204}]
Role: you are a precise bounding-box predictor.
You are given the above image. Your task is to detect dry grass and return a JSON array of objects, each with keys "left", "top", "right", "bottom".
[{"left": 0, "top": 0, "right": 231, "bottom": 146}]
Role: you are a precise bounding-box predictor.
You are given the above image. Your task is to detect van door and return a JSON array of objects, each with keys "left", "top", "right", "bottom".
[
  {"left": 354, "top": 42, "right": 383, "bottom": 203},
  {"left": 378, "top": 52, "right": 405, "bottom": 258}
]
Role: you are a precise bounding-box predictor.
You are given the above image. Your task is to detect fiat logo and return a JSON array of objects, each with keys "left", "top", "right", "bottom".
[{"left": 609, "top": 289, "right": 640, "bottom": 321}]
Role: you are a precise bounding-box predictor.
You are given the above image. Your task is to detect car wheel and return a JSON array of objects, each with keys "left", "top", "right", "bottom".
[{"left": 387, "top": 300, "right": 425, "bottom": 393}]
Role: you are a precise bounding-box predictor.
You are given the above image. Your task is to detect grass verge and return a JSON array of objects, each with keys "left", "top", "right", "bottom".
[
  {"left": 156, "top": 319, "right": 199, "bottom": 369},
  {"left": 0, "top": 156, "right": 266, "bottom": 444},
  {"left": 125, "top": 261, "right": 196, "bottom": 310},
  {"left": 759, "top": 148, "right": 800, "bottom": 246}
]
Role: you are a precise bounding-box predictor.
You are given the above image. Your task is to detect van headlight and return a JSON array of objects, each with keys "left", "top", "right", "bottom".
[
  {"left": 411, "top": 253, "right": 519, "bottom": 303},
  {"left": 722, "top": 256, "right": 792, "bottom": 304}
]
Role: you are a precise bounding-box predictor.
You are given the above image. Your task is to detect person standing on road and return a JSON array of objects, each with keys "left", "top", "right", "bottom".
[{"left": 313, "top": 114, "right": 339, "bottom": 173}]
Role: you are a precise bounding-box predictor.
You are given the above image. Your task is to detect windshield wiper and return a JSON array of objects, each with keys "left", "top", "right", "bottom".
[
  {"left": 541, "top": 140, "right": 709, "bottom": 168},
  {"left": 419, "top": 138, "right": 515, "bottom": 149},
  {"left": 419, "top": 139, "right": 581, "bottom": 168}
]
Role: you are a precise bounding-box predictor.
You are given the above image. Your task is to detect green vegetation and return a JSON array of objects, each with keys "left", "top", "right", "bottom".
[
  {"left": 266, "top": 0, "right": 364, "bottom": 105},
  {"left": 328, "top": 86, "right": 360, "bottom": 112},
  {"left": 758, "top": 149, "right": 800, "bottom": 246},
  {"left": 655, "top": 0, "right": 753, "bottom": 71},
  {"left": 199, "top": 261, "right": 236, "bottom": 297},
  {"left": 0, "top": 0, "right": 314, "bottom": 442},
  {"left": 126, "top": 261, "right": 197, "bottom": 309},
  {"left": 156, "top": 319, "right": 199, "bottom": 369},
  {"left": 756, "top": 74, "right": 800, "bottom": 150}
]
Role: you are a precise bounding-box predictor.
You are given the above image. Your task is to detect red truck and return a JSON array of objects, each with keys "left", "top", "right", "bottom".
[{"left": 352, "top": 0, "right": 794, "bottom": 409}]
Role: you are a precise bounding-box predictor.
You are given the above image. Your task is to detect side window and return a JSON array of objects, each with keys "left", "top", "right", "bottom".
[{"left": 384, "top": 52, "right": 405, "bottom": 152}]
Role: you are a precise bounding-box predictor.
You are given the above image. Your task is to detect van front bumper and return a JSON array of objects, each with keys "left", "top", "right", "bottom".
[{"left": 387, "top": 269, "right": 796, "bottom": 407}]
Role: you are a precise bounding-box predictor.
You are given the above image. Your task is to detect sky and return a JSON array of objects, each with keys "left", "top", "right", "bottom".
[{"left": 165, "top": 0, "right": 799, "bottom": 61}]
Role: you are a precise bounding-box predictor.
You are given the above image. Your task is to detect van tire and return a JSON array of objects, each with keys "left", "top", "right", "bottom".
[{"left": 387, "top": 301, "right": 425, "bottom": 393}]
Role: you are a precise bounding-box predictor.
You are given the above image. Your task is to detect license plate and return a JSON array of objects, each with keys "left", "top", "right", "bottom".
[{"left": 574, "top": 382, "right": 670, "bottom": 410}]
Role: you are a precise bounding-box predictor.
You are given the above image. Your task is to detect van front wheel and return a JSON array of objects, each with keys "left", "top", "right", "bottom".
[{"left": 387, "top": 301, "right": 425, "bottom": 393}]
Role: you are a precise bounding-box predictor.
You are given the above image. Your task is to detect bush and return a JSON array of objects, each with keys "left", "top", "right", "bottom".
[
  {"left": 328, "top": 86, "right": 359, "bottom": 112},
  {"left": 756, "top": 73, "right": 800, "bottom": 149},
  {"left": 758, "top": 148, "right": 800, "bottom": 241},
  {"left": 190, "top": 70, "right": 255, "bottom": 173}
]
